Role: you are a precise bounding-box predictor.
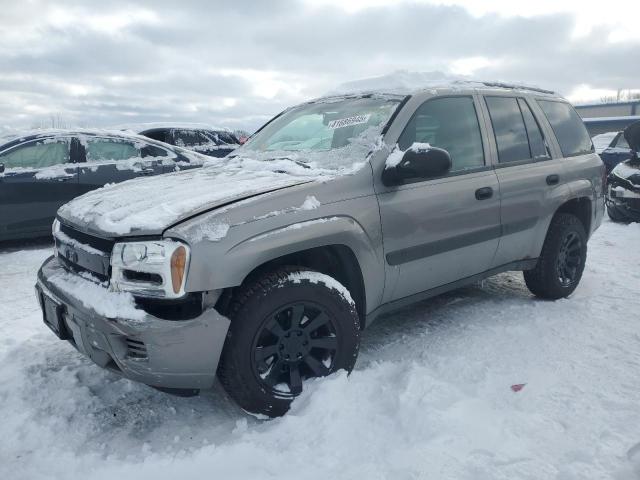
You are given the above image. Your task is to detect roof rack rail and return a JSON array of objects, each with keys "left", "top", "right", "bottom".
[{"left": 481, "top": 81, "right": 555, "bottom": 95}]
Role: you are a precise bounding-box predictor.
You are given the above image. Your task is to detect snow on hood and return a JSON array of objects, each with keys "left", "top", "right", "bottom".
[
  {"left": 612, "top": 160, "right": 640, "bottom": 184},
  {"left": 57, "top": 156, "right": 337, "bottom": 237}
]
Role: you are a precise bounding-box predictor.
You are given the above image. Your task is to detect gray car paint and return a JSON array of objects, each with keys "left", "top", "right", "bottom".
[{"left": 37, "top": 85, "right": 605, "bottom": 391}]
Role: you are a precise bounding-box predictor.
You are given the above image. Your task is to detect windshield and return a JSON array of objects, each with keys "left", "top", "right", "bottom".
[{"left": 233, "top": 96, "right": 403, "bottom": 173}]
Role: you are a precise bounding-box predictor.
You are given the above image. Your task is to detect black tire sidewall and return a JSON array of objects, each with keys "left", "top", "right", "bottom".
[
  {"left": 539, "top": 215, "right": 588, "bottom": 296},
  {"left": 219, "top": 270, "right": 360, "bottom": 417}
]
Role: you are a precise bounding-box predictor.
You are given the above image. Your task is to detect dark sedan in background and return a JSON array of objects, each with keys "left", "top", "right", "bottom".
[
  {"left": 122, "top": 123, "right": 242, "bottom": 157},
  {"left": 0, "top": 129, "right": 209, "bottom": 241},
  {"left": 596, "top": 121, "right": 639, "bottom": 174}
]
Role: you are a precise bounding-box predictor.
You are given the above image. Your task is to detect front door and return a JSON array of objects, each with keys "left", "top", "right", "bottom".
[
  {"left": 377, "top": 95, "right": 501, "bottom": 301},
  {"left": 0, "top": 137, "right": 78, "bottom": 240}
]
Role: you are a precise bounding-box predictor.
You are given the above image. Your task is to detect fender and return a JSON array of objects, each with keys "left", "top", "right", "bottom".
[{"left": 181, "top": 213, "right": 385, "bottom": 315}]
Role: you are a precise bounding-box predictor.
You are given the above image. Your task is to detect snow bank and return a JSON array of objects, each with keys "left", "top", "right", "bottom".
[{"left": 3, "top": 221, "right": 640, "bottom": 479}]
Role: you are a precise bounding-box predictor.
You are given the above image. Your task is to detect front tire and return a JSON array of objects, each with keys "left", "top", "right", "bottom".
[
  {"left": 218, "top": 267, "right": 360, "bottom": 417},
  {"left": 524, "top": 213, "right": 587, "bottom": 300}
]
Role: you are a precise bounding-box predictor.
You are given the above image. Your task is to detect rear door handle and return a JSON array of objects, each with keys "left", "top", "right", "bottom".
[
  {"left": 475, "top": 186, "right": 493, "bottom": 200},
  {"left": 546, "top": 174, "right": 559, "bottom": 185}
]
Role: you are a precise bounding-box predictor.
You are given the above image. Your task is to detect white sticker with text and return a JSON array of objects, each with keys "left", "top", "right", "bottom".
[{"left": 328, "top": 114, "right": 371, "bottom": 129}]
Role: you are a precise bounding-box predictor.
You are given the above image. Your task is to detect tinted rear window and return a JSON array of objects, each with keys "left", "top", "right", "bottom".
[
  {"left": 537, "top": 100, "right": 593, "bottom": 157},
  {"left": 485, "top": 96, "right": 530, "bottom": 163}
]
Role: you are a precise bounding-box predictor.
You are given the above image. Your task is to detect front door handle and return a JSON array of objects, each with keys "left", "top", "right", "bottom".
[
  {"left": 546, "top": 174, "right": 560, "bottom": 185},
  {"left": 475, "top": 186, "right": 493, "bottom": 200}
]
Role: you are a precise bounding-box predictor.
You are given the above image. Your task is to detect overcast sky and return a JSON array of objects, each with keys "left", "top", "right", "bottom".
[{"left": 1, "top": 0, "right": 639, "bottom": 132}]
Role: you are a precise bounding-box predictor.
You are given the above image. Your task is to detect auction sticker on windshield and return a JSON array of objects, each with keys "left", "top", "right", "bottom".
[{"left": 328, "top": 114, "right": 371, "bottom": 129}]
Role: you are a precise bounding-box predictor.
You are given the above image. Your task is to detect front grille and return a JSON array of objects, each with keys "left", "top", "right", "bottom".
[
  {"left": 60, "top": 224, "right": 115, "bottom": 252},
  {"left": 56, "top": 223, "right": 114, "bottom": 281},
  {"left": 125, "top": 338, "right": 148, "bottom": 359}
]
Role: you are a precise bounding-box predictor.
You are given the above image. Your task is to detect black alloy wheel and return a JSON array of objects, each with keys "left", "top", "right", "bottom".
[
  {"left": 556, "top": 231, "right": 583, "bottom": 287},
  {"left": 252, "top": 302, "right": 337, "bottom": 396}
]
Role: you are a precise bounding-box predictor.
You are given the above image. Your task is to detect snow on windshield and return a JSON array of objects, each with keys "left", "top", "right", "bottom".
[{"left": 234, "top": 96, "right": 400, "bottom": 173}]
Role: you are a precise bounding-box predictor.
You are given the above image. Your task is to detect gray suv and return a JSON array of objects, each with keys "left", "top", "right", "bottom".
[{"left": 36, "top": 82, "right": 604, "bottom": 416}]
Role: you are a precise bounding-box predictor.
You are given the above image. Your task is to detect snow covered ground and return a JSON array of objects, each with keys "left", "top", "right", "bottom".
[{"left": 1, "top": 219, "right": 640, "bottom": 479}]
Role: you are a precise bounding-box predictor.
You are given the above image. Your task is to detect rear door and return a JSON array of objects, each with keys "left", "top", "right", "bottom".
[
  {"left": 77, "top": 136, "right": 166, "bottom": 195},
  {"left": 376, "top": 94, "right": 501, "bottom": 301},
  {"left": 0, "top": 137, "right": 78, "bottom": 239},
  {"left": 480, "top": 95, "right": 568, "bottom": 266}
]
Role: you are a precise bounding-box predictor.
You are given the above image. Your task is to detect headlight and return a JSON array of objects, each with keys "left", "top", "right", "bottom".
[{"left": 110, "top": 240, "right": 190, "bottom": 298}]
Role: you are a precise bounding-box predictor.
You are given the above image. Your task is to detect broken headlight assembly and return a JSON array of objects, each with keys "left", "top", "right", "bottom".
[{"left": 110, "top": 240, "right": 190, "bottom": 299}]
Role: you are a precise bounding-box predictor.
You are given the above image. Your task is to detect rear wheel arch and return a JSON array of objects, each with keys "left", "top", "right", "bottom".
[{"left": 554, "top": 196, "right": 592, "bottom": 235}]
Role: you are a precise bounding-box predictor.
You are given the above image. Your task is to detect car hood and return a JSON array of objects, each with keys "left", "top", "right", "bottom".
[
  {"left": 611, "top": 159, "right": 640, "bottom": 186},
  {"left": 57, "top": 160, "right": 317, "bottom": 237},
  {"left": 624, "top": 120, "right": 640, "bottom": 153}
]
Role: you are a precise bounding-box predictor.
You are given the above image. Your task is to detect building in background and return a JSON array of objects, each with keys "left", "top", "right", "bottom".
[{"left": 576, "top": 100, "right": 640, "bottom": 136}]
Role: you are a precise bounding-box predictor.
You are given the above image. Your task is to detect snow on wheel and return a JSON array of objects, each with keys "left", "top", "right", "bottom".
[{"left": 217, "top": 267, "right": 360, "bottom": 417}]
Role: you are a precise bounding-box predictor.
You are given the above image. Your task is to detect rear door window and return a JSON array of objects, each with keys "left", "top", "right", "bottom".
[
  {"left": 0, "top": 139, "right": 70, "bottom": 169},
  {"left": 85, "top": 138, "right": 139, "bottom": 162},
  {"left": 518, "top": 98, "right": 549, "bottom": 160},
  {"left": 537, "top": 100, "right": 593, "bottom": 157},
  {"left": 172, "top": 129, "right": 211, "bottom": 147},
  {"left": 485, "top": 96, "right": 531, "bottom": 163},
  {"left": 143, "top": 129, "right": 171, "bottom": 144},
  {"left": 397, "top": 96, "right": 485, "bottom": 172}
]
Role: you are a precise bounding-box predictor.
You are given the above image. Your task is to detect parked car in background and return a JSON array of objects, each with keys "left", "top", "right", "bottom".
[
  {"left": 122, "top": 123, "right": 241, "bottom": 157},
  {"left": 606, "top": 121, "right": 640, "bottom": 222},
  {"left": 0, "top": 129, "right": 209, "bottom": 241},
  {"left": 592, "top": 131, "right": 619, "bottom": 154},
  {"left": 36, "top": 82, "right": 603, "bottom": 417},
  {"left": 595, "top": 122, "right": 639, "bottom": 174}
]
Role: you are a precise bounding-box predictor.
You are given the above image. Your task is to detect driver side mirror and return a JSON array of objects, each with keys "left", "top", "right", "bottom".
[{"left": 383, "top": 145, "right": 452, "bottom": 185}]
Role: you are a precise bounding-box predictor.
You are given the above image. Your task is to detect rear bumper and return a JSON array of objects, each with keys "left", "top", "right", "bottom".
[{"left": 36, "top": 256, "right": 230, "bottom": 390}]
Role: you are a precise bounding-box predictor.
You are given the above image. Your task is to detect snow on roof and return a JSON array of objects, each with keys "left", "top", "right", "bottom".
[
  {"left": 326, "top": 70, "right": 557, "bottom": 97},
  {"left": 113, "top": 122, "right": 232, "bottom": 134},
  {"left": 1, "top": 127, "right": 164, "bottom": 143}
]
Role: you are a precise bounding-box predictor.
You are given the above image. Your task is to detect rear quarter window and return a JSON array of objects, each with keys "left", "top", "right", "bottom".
[{"left": 537, "top": 100, "right": 593, "bottom": 157}]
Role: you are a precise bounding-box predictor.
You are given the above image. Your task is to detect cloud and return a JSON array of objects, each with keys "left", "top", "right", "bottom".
[{"left": 0, "top": 0, "right": 638, "bottom": 132}]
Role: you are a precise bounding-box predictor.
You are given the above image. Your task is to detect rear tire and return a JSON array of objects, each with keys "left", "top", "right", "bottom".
[
  {"left": 524, "top": 213, "right": 587, "bottom": 300},
  {"left": 218, "top": 267, "right": 360, "bottom": 417}
]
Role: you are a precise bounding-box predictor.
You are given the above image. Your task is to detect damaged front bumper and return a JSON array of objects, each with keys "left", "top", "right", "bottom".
[
  {"left": 35, "top": 256, "right": 230, "bottom": 391},
  {"left": 607, "top": 183, "right": 640, "bottom": 221}
]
